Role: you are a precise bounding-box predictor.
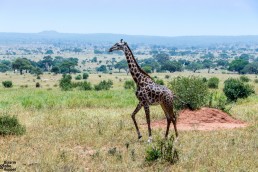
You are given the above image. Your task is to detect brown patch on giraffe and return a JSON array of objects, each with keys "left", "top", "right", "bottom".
[{"left": 143, "top": 107, "right": 248, "bottom": 131}]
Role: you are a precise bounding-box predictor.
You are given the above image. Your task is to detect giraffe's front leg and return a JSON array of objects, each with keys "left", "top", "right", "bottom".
[
  {"left": 144, "top": 104, "right": 152, "bottom": 143},
  {"left": 131, "top": 103, "right": 142, "bottom": 139}
]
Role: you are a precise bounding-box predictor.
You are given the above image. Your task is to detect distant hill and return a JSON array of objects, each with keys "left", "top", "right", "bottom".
[{"left": 0, "top": 31, "right": 258, "bottom": 47}]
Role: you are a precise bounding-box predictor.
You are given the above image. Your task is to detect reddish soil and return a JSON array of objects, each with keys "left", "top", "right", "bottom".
[{"left": 147, "top": 107, "right": 247, "bottom": 131}]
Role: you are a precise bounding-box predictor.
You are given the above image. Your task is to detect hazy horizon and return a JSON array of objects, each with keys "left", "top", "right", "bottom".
[{"left": 1, "top": 0, "right": 258, "bottom": 37}]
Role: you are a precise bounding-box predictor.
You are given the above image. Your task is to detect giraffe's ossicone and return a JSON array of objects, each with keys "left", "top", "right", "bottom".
[{"left": 109, "top": 40, "right": 178, "bottom": 142}]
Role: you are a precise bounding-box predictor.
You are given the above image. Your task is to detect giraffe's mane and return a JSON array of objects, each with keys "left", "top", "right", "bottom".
[{"left": 126, "top": 44, "right": 152, "bottom": 80}]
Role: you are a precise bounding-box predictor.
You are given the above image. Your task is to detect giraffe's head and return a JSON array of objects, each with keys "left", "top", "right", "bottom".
[{"left": 108, "top": 39, "right": 127, "bottom": 52}]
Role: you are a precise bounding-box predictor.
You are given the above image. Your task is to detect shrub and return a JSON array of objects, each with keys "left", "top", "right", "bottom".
[
  {"left": 202, "top": 77, "right": 207, "bottom": 83},
  {"left": 145, "top": 136, "right": 179, "bottom": 164},
  {"left": 0, "top": 115, "right": 26, "bottom": 136},
  {"left": 207, "top": 77, "right": 219, "bottom": 89},
  {"left": 240, "top": 75, "right": 250, "bottom": 82},
  {"left": 254, "top": 79, "right": 258, "bottom": 83},
  {"left": 36, "top": 75, "right": 41, "bottom": 79},
  {"left": 223, "top": 78, "right": 254, "bottom": 101},
  {"left": 124, "top": 80, "right": 135, "bottom": 90},
  {"left": 94, "top": 79, "right": 113, "bottom": 91},
  {"left": 165, "top": 75, "right": 170, "bottom": 79},
  {"left": 208, "top": 91, "right": 228, "bottom": 112},
  {"left": 83, "top": 73, "right": 89, "bottom": 80},
  {"left": 36, "top": 82, "right": 40, "bottom": 88},
  {"left": 72, "top": 81, "right": 92, "bottom": 90},
  {"left": 75, "top": 75, "right": 82, "bottom": 80},
  {"left": 169, "top": 76, "right": 209, "bottom": 110},
  {"left": 2, "top": 81, "right": 13, "bottom": 88},
  {"left": 155, "top": 79, "right": 165, "bottom": 85},
  {"left": 59, "top": 74, "right": 72, "bottom": 91}
]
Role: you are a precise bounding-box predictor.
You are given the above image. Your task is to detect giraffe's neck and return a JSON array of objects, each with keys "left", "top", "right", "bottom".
[{"left": 123, "top": 45, "right": 151, "bottom": 84}]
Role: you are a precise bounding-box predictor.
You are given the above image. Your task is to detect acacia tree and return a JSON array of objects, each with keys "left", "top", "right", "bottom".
[
  {"left": 12, "top": 58, "right": 32, "bottom": 75},
  {"left": 114, "top": 59, "right": 128, "bottom": 73},
  {"left": 228, "top": 59, "right": 249, "bottom": 74}
]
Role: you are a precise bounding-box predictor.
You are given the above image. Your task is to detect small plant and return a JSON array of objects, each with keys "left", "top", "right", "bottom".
[
  {"left": 145, "top": 136, "right": 179, "bottom": 164},
  {"left": 202, "top": 77, "right": 207, "bottom": 83},
  {"left": 2, "top": 81, "right": 13, "bottom": 88},
  {"left": 36, "top": 75, "right": 41, "bottom": 79},
  {"left": 124, "top": 80, "right": 135, "bottom": 90},
  {"left": 169, "top": 76, "right": 209, "bottom": 110},
  {"left": 208, "top": 77, "right": 219, "bottom": 89},
  {"left": 83, "top": 73, "right": 89, "bottom": 80},
  {"left": 94, "top": 79, "right": 113, "bottom": 91},
  {"left": 0, "top": 114, "right": 26, "bottom": 136},
  {"left": 36, "top": 82, "right": 40, "bottom": 88},
  {"left": 240, "top": 75, "right": 250, "bottom": 82},
  {"left": 223, "top": 78, "right": 254, "bottom": 101},
  {"left": 59, "top": 74, "right": 72, "bottom": 91},
  {"left": 75, "top": 75, "right": 82, "bottom": 80}
]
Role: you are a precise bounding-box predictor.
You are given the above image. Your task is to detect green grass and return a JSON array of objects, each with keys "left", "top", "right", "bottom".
[{"left": 0, "top": 72, "right": 257, "bottom": 171}]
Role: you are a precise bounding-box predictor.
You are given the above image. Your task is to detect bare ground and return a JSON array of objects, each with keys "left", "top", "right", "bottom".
[{"left": 147, "top": 107, "right": 248, "bottom": 131}]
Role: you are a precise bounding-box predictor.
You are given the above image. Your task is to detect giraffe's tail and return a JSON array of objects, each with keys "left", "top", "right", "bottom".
[{"left": 173, "top": 95, "right": 193, "bottom": 110}]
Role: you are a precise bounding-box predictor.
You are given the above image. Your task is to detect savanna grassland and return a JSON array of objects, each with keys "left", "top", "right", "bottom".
[{"left": 0, "top": 72, "right": 258, "bottom": 171}]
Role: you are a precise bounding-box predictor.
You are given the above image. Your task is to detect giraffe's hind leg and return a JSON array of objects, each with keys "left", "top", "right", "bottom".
[{"left": 161, "top": 99, "right": 178, "bottom": 138}]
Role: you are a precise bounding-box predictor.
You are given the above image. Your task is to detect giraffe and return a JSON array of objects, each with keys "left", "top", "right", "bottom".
[{"left": 109, "top": 39, "right": 178, "bottom": 143}]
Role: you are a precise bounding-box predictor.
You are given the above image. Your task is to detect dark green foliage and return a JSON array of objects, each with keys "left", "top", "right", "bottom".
[
  {"left": 124, "top": 80, "right": 135, "bottom": 90},
  {"left": 241, "top": 62, "right": 258, "bottom": 74},
  {"left": 36, "top": 75, "right": 41, "bottom": 79},
  {"left": 51, "top": 66, "right": 60, "bottom": 74},
  {"left": 83, "top": 73, "right": 89, "bottom": 80},
  {"left": 59, "top": 74, "right": 72, "bottom": 91},
  {"left": 36, "top": 82, "right": 40, "bottom": 88},
  {"left": 2, "top": 81, "right": 13, "bottom": 88},
  {"left": 186, "top": 62, "right": 203, "bottom": 73},
  {"left": 145, "top": 136, "right": 179, "bottom": 164},
  {"left": 142, "top": 65, "right": 152, "bottom": 73},
  {"left": 72, "top": 81, "right": 92, "bottom": 90},
  {"left": 165, "top": 75, "right": 170, "bottom": 79},
  {"left": 97, "top": 65, "right": 107, "bottom": 73},
  {"left": 208, "top": 77, "right": 219, "bottom": 89},
  {"left": 202, "top": 77, "right": 207, "bottom": 82},
  {"left": 161, "top": 61, "right": 183, "bottom": 73},
  {"left": 0, "top": 115, "right": 26, "bottom": 136},
  {"left": 155, "top": 79, "right": 165, "bottom": 85},
  {"left": 75, "top": 75, "right": 82, "bottom": 80},
  {"left": 114, "top": 59, "right": 128, "bottom": 73},
  {"left": 223, "top": 78, "right": 255, "bottom": 101},
  {"left": 254, "top": 79, "right": 258, "bottom": 83},
  {"left": 239, "top": 75, "right": 250, "bottom": 82},
  {"left": 94, "top": 80, "right": 113, "bottom": 91},
  {"left": 169, "top": 76, "right": 209, "bottom": 110},
  {"left": 228, "top": 59, "right": 249, "bottom": 74}
]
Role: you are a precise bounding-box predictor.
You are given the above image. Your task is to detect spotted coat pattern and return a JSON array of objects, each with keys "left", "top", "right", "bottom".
[{"left": 109, "top": 40, "right": 178, "bottom": 141}]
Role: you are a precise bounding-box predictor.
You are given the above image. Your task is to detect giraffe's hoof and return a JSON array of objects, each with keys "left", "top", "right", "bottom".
[
  {"left": 147, "top": 137, "right": 152, "bottom": 143},
  {"left": 138, "top": 135, "right": 142, "bottom": 140}
]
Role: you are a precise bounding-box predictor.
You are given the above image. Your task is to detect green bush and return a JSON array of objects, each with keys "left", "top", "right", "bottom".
[
  {"left": 155, "top": 79, "right": 165, "bottom": 85},
  {"left": 59, "top": 74, "right": 72, "bottom": 91},
  {"left": 2, "top": 81, "right": 13, "bottom": 88},
  {"left": 208, "top": 91, "right": 228, "bottom": 112},
  {"left": 223, "top": 78, "right": 254, "bottom": 101},
  {"left": 145, "top": 136, "right": 179, "bottom": 164},
  {"left": 240, "top": 75, "right": 250, "bottom": 82},
  {"left": 202, "top": 77, "right": 207, "bottom": 83},
  {"left": 207, "top": 77, "right": 219, "bottom": 89},
  {"left": 124, "top": 80, "right": 135, "bottom": 90},
  {"left": 0, "top": 115, "right": 26, "bottom": 136},
  {"left": 165, "top": 75, "right": 170, "bottom": 79},
  {"left": 94, "top": 79, "right": 113, "bottom": 91},
  {"left": 36, "top": 82, "right": 40, "bottom": 88},
  {"left": 75, "top": 75, "right": 82, "bottom": 80},
  {"left": 72, "top": 81, "right": 92, "bottom": 90},
  {"left": 254, "top": 79, "right": 258, "bottom": 83},
  {"left": 83, "top": 73, "right": 89, "bottom": 80},
  {"left": 169, "top": 76, "right": 209, "bottom": 110}
]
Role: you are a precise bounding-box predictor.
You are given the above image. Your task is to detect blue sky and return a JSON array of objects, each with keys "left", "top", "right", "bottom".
[{"left": 0, "top": 0, "right": 257, "bottom": 36}]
